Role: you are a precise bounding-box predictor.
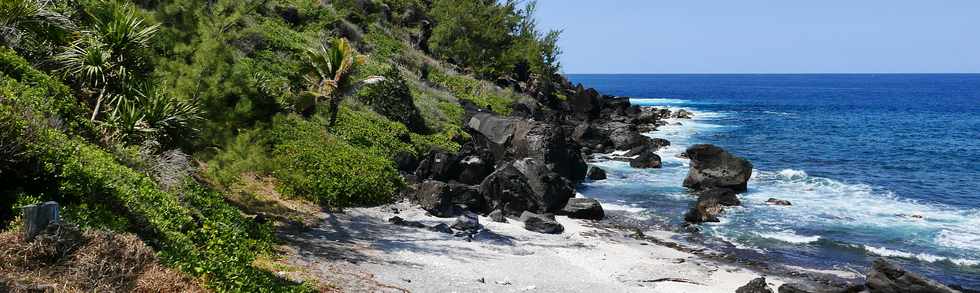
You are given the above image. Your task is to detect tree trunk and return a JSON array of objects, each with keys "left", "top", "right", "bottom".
[
  {"left": 328, "top": 96, "right": 341, "bottom": 127},
  {"left": 90, "top": 87, "right": 106, "bottom": 121}
]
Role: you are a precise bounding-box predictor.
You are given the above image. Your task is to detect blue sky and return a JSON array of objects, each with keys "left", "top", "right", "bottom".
[{"left": 534, "top": 0, "right": 980, "bottom": 74}]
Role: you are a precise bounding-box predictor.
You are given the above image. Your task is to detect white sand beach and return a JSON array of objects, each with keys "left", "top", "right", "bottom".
[{"left": 275, "top": 201, "right": 811, "bottom": 292}]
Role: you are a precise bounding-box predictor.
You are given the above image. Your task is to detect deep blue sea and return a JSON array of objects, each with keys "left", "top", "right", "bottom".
[{"left": 569, "top": 74, "right": 980, "bottom": 288}]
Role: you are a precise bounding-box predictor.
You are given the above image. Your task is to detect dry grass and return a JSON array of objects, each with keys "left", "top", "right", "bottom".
[
  {"left": 0, "top": 223, "right": 205, "bottom": 293},
  {"left": 225, "top": 173, "right": 324, "bottom": 227}
]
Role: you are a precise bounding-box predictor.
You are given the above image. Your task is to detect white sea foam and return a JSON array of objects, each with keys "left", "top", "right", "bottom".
[
  {"left": 757, "top": 231, "right": 821, "bottom": 244},
  {"left": 777, "top": 169, "right": 808, "bottom": 180},
  {"left": 863, "top": 246, "right": 980, "bottom": 267},
  {"left": 629, "top": 98, "right": 690, "bottom": 105}
]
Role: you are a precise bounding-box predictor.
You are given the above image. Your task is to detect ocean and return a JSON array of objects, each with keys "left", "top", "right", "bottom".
[{"left": 568, "top": 74, "right": 980, "bottom": 287}]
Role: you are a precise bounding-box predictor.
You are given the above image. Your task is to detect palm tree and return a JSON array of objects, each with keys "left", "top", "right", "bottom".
[
  {"left": 303, "top": 37, "right": 383, "bottom": 125},
  {"left": 0, "top": 0, "right": 74, "bottom": 48}
]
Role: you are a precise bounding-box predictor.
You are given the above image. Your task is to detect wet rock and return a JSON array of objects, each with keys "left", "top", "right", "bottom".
[
  {"left": 629, "top": 151, "right": 662, "bottom": 168},
  {"left": 866, "top": 258, "right": 958, "bottom": 293},
  {"left": 767, "top": 198, "right": 792, "bottom": 206},
  {"left": 520, "top": 211, "right": 563, "bottom": 234},
  {"left": 560, "top": 198, "right": 605, "bottom": 220},
  {"left": 488, "top": 209, "right": 508, "bottom": 223},
  {"left": 683, "top": 144, "right": 754, "bottom": 192},
  {"left": 737, "top": 277, "right": 774, "bottom": 293},
  {"left": 684, "top": 188, "right": 740, "bottom": 223},
  {"left": 673, "top": 109, "right": 694, "bottom": 119},
  {"left": 586, "top": 166, "right": 607, "bottom": 180}
]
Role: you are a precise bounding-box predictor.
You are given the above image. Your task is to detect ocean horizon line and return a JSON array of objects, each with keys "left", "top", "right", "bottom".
[{"left": 564, "top": 72, "right": 980, "bottom": 75}]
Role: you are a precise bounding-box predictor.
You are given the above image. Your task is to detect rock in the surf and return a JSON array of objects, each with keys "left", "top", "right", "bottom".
[
  {"left": 586, "top": 166, "right": 607, "bottom": 180},
  {"left": 673, "top": 109, "right": 694, "bottom": 119},
  {"left": 684, "top": 188, "right": 740, "bottom": 223},
  {"left": 560, "top": 198, "right": 605, "bottom": 220},
  {"left": 629, "top": 151, "right": 662, "bottom": 168},
  {"left": 737, "top": 277, "right": 774, "bottom": 293},
  {"left": 683, "top": 144, "right": 754, "bottom": 192},
  {"left": 866, "top": 258, "right": 958, "bottom": 293},
  {"left": 767, "top": 198, "right": 792, "bottom": 206}
]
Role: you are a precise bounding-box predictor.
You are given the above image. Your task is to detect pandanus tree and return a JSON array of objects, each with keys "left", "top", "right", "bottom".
[
  {"left": 0, "top": 0, "right": 74, "bottom": 48},
  {"left": 303, "top": 37, "right": 383, "bottom": 125},
  {"left": 55, "top": 1, "right": 158, "bottom": 121}
]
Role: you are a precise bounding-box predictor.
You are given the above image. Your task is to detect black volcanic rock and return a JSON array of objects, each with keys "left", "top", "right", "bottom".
[
  {"left": 478, "top": 158, "right": 575, "bottom": 216},
  {"left": 866, "top": 258, "right": 958, "bottom": 293},
  {"left": 520, "top": 211, "right": 563, "bottom": 234},
  {"left": 683, "top": 144, "right": 753, "bottom": 192},
  {"left": 684, "top": 188, "right": 740, "bottom": 223},
  {"left": 629, "top": 151, "right": 662, "bottom": 169},
  {"left": 737, "top": 277, "right": 774, "bottom": 293},
  {"left": 560, "top": 198, "right": 604, "bottom": 220},
  {"left": 586, "top": 166, "right": 607, "bottom": 180}
]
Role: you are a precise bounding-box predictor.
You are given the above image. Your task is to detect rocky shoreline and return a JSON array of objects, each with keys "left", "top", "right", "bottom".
[{"left": 329, "top": 76, "right": 968, "bottom": 292}]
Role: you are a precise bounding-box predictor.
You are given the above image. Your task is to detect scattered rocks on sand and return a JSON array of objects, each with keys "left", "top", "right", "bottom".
[
  {"left": 866, "top": 258, "right": 958, "bottom": 293},
  {"left": 586, "top": 166, "right": 607, "bottom": 180},
  {"left": 451, "top": 212, "right": 481, "bottom": 232},
  {"left": 737, "top": 277, "right": 774, "bottom": 293},
  {"left": 629, "top": 151, "right": 662, "bottom": 168},
  {"left": 560, "top": 198, "right": 605, "bottom": 220},
  {"left": 767, "top": 198, "right": 792, "bottom": 206},
  {"left": 683, "top": 144, "right": 754, "bottom": 192},
  {"left": 520, "top": 211, "right": 564, "bottom": 234},
  {"left": 684, "top": 188, "right": 740, "bottom": 223}
]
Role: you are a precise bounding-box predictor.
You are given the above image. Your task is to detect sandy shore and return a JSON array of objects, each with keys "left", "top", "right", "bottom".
[{"left": 273, "top": 200, "right": 832, "bottom": 292}]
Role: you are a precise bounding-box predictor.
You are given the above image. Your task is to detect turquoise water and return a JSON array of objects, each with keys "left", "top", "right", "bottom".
[{"left": 570, "top": 74, "right": 980, "bottom": 287}]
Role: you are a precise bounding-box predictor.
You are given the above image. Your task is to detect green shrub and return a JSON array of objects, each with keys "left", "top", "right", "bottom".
[
  {"left": 267, "top": 115, "right": 401, "bottom": 207},
  {"left": 428, "top": 68, "right": 518, "bottom": 115}
]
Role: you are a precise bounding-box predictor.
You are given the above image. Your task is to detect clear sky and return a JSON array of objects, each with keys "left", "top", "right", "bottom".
[{"left": 534, "top": 0, "right": 979, "bottom": 74}]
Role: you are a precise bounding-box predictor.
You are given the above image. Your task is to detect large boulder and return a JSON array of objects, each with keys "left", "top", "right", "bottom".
[
  {"left": 410, "top": 181, "right": 486, "bottom": 217},
  {"left": 737, "top": 277, "right": 774, "bottom": 293},
  {"left": 629, "top": 151, "right": 662, "bottom": 168},
  {"left": 866, "top": 258, "right": 958, "bottom": 293},
  {"left": 478, "top": 158, "right": 575, "bottom": 216},
  {"left": 520, "top": 211, "right": 564, "bottom": 234},
  {"left": 683, "top": 144, "right": 754, "bottom": 192},
  {"left": 467, "top": 113, "right": 587, "bottom": 182},
  {"left": 457, "top": 155, "right": 492, "bottom": 185},
  {"left": 560, "top": 198, "right": 604, "bottom": 220},
  {"left": 684, "top": 188, "right": 740, "bottom": 223},
  {"left": 568, "top": 85, "right": 602, "bottom": 119}
]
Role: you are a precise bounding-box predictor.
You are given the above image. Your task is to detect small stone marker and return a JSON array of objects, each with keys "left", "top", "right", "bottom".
[{"left": 22, "top": 201, "right": 60, "bottom": 241}]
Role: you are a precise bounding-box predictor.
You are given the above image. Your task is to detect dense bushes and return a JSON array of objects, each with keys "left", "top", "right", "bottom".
[{"left": 355, "top": 67, "right": 428, "bottom": 132}]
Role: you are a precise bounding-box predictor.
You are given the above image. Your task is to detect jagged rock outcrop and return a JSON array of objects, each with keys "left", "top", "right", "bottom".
[
  {"left": 777, "top": 282, "right": 866, "bottom": 293},
  {"left": 683, "top": 144, "right": 753, "bottom": 192},
  {"left": 466, "top": 113, "right": 587, "bottom": 182}
]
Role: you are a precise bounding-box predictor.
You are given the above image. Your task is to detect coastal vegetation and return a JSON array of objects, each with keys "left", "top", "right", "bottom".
[{"left": 0, "top": 0, "right": 563, "bottom": 290}]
